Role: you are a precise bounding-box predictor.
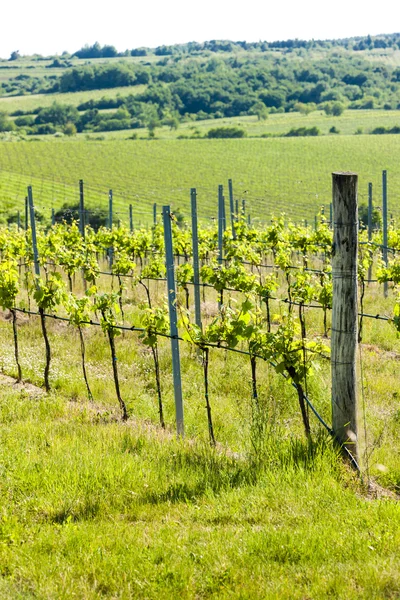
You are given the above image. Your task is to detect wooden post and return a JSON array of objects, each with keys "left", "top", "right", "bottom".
[{"left": 331, "top": 172, "right": 359, "bottom": 459}]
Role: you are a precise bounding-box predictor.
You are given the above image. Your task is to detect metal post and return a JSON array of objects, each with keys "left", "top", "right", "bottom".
[
  {"left": 108, "top": 190, "right": 113, "bottom": 268},
  {"left": 228, "top": 179, "right": 236, "bottom": 239},
  {"left": 108, "top": 190, "right": 113, "bottom": 230},
  {"left": 129, "top": 204, "right": 133, "bottom": 232},
  {"left": 25, "top": 196, "right": 29, "bottom": 230},
  {"left": 190, "top": 189, "right": 202, "bottom": 331},
  {"left": 218, "top": 185, "right": 224, "bottom": 265},
  {"left": 242, "top": 198, "right": 246, "bottom": 218},
  {"left": 222, "top": 194, "right": 226, "bottom": 232},
  {"left": 331, "top": 172, "right": 358, "bottom": 460},
  {"left": 27, "top": 187, "right": 40, "bottom": 280},
  {"left": 153, "top": 203, "right": 157, "bottom": 226},
  {"left": 382, "top": 170, "right": 388, "bottom": 298},
  {"left": 79, "top": 179, "right": 85, "bottom": 239},
  {"left": 163, "top": 205, "right": 184, "bottom": 437},
  {"left": 368, "top": 183, "right": 373, "bottom": 282},
  {"left": 235, "top": 198, "right": 239, "bottom": 222}
]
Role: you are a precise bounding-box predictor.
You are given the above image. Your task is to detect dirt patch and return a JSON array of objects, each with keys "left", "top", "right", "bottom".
[{"left": 0, "top": 373, "right": 45, "bottom": 397}]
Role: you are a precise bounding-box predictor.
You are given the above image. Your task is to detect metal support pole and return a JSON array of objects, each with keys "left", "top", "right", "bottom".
[
  {"left": 25, "top": 196, "right": 29, "bottom": 230},
  {"left": 27, "top": 186, "right": 40, "bottom": 280},
  {"left": 163, "top": 205, "right": 184, "bottom": 437},
  {"left": 382, "top": 170, "right": 388, "bottom": 298},
  {"left": 218, "top": 185, "right": 224, "bottom": 265},
  {"left": 79, "top": 179, "right": 85, "bottom": 239},
  {"left": 129, "top": 204, "right": 133, "bottom": 232},
  {"left": 331, "top": 172, "right": 358, "bottom": 460},
  {"left": 153, "top": 203, "right": 157, "bottom": 226},
  {"left": 190, "top": 189, "right": 202, "bottom": 331},
  {"left": 368, "top": 183, "right": 373, "bottom": 282},
  {"left": 228, "top": 179, "right": 236, "bottom": 239},
  {"left": 235, "top": 198, "right": 239, "bottom": 222},
  {"left": 108, "top": 190, "right": 113, "bottom": 268},
  {"left": 108, "top": 190, "right": 113, "bottom": 230}
]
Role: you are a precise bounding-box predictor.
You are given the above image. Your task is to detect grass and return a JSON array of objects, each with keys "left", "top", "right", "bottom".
[
  {"left": 0, "top": 251, "right": 399, "bottom": 596},
  {"left": 0, "top": 133, "right": 400, "bottom": 225},
  {"left": 0, "top": 85, "right": 147, "bottom": 114},
  {"left": 165, "top": 110, "right": 400, "bottom": 139},
  {"left": 0, "top": 271, "right": 400, "bottom": 596}
]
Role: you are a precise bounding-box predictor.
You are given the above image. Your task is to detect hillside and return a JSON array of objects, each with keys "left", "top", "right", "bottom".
[{"left": 0, "top": 33, "right": 400, "bottom": 136}]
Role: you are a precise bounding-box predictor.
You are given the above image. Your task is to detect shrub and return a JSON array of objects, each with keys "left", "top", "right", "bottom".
[{"left": 207, "top": 127, "right": 246, "bottom": 139}]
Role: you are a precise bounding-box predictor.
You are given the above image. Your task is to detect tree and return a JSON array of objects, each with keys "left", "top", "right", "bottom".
[
  {"left": 250, "top": 101, "right": 269, "bottom": 121},
  {"left": 63, "top": 122, "right": 77, "bottom": 136},
  {"left": 9, "top": 50, "right": 20, "bottom": 61},
  {"left": 331, "top": 102, "right": 344, "bottom": 116},
  {"left": 0, "top": 111, "right": 15, "bottom": 132}
]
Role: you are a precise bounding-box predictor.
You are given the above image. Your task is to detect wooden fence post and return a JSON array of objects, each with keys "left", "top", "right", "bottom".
[{"left": 331, "top": 172, "right": 359, "bottom": 459}]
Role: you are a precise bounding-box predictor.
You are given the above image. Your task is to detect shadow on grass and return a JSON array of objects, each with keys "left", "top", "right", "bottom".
[{"left": 140, "top": 432, "right": 339, "bottom": 506}]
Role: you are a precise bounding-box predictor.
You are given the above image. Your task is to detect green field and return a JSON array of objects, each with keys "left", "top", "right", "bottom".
[
  {"left": 0, "top": 134, "right": 399, "bottom": 225},
  {"left": 0, "top": 85, "right": 148, "bottom": 115}
]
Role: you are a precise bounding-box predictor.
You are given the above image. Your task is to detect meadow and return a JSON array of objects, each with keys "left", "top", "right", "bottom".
[
  {"left": 0, "top": 85, "right": 147, "bottom": 114},
  {"left": 0, "top": 132, "right": 399, "bottom": 225}
]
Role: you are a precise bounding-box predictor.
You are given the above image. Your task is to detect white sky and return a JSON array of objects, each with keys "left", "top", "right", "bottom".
[{"left": 1, "top": 0, "right": 399, "bottom": 59}]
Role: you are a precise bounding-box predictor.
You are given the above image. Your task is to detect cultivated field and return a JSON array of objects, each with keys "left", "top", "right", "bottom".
[{"left": 0, "top": 134, "right": 399, "bottom": 225}]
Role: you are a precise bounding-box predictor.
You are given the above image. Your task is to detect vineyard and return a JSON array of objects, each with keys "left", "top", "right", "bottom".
[
  {"left": 1, "top": 135, "right": 400, "bottom": 225},
  {"left": 1, "top": 183, "right": 400, "bottom": 465},
  {"left": 2, "top": 173, "right": 400, "bottom": 597}
]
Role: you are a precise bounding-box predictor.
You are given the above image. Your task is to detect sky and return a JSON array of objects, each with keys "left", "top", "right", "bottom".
[{"left": 1, "top": 0, "right": 399, "bottom": 59}]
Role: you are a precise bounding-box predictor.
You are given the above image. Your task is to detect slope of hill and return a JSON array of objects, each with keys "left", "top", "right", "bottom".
[{"left": 0, "top": 33, "right": 399, "bottom": 136}]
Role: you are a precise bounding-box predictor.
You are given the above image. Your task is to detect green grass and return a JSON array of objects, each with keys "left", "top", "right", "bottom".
[
  {"left": 0, "top": 85, "right": 148, "bottom": 114},
  {"left": 163, "top": 110, "right": 400, "bottom": 139},
  {"left": 0, "top": 134, "right": 399, "bottom": 225},
  {"left": 0, "top": 271, "right": 400, "bottom": 597}
]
